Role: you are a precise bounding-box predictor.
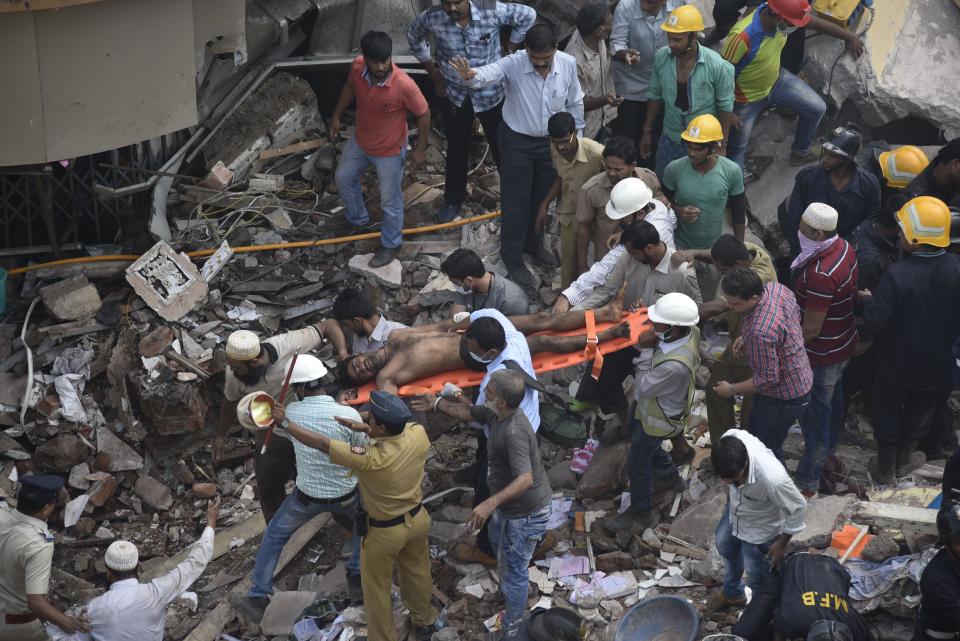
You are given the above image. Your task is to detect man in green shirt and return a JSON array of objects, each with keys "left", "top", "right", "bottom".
[
  {"left": 639, "top": 4, "right": 735, "bottom": 178},
  {"left": 662, "top": 114, "right": 746, "bottom": 300},
  {"left": 721, "top": 0, "right": 826, "bottom": 169}
]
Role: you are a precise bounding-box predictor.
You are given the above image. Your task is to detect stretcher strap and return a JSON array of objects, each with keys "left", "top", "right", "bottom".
[{"left": 584, "top": 309, "right": 602, "bottom": 380}]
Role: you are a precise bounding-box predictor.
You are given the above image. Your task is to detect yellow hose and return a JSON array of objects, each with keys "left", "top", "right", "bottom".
[{"left": 8, "top": 211, "right": 501, "bottom": 276}]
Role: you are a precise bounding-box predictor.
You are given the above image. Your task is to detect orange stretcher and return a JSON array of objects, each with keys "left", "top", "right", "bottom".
[{"left": 346, "top": 308, "right": 652, "bottom": 405}]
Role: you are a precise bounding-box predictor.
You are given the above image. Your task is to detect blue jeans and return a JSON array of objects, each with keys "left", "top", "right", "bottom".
[
  {"left": 655, "top": 132, "right": 688, "bottom": 178},
  {"left": 488, "top": 504, "right": 551, "bottom": 630},
  {"left": 715, "top": 504, "right": 772, "bottom": 598},
  {"left": 747, "top": 391, "right": 811, "bottom": 460},
  {"left": 334, "top": 136, "right": 406, "bottom": 249},
  {"left": 628, "top": 418, "right": 680, "bottom": 512},
  {"left": 249, "top": 488, "right": 360, "bottom": 598},
  {"left": 728, "top": 69, "right": 827, "bottom": 168},
  {"left": 796, "top": 360, "right": 848, "bottom": 492}
]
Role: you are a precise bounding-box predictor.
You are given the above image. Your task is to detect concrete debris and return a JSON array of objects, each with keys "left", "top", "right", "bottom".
[
  {"left": 96, "top": 427, "right": 144, "bottom": 472},
  {"left": 348, "top": 253, "right": 403, "bottom": 290},
  {"left": 259, "top": 591, "right": 317, "bottom": 636},
  {"left": 39, "top": 276, "right": 103, "bottom": 322},
  {"left": 134, "top": 475, "right": 174, "bottom": 511},
  {"left": 577, "top": 443, "right": 629, "bottom": 499},
  {"left": 34, "top": 434, "right": 91, "bottom": 473},
  {"left": 125, "top": 241, "right": 209, "bottom": 322}
]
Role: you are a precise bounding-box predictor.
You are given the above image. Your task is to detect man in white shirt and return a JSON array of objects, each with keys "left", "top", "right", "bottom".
[
  {"left": 451, "top": 23, "right": 585, "bottom": 293},
  {"left": 48, "top": 498, "right": 221, "bottom": 641},
  {"left": 710, "top": 429, "right": 807, "bottom": 611}
]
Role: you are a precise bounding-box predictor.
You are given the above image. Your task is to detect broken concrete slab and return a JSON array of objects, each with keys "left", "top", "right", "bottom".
[
  {"left": 853, "top": 501, "right": 938, "bottom": 535},
  {"left": 87, "top": 475, "right": 119, "bottom": 508},
  {"left": 96, "top": 426, "right": 144, "bottom": 472},
  {"left": 795, "top": 495, "right": 857, "bottom": 545},
  {"left": 33, "top": 434, "right": 91, "bottom": 473},
  {"left": 126, "top": 241, "right": 209, "bottom": 322},
  {"left": 577, "top": 443, "right": 628, "bottom": 499},
  {"left": 547, "top": 461, "right": 579, "bottom": 491},
  {"left": 68, "top": 463, "right": 91, "bottom": 490},
  {"left": 429, "top": 520, "right": 466, "bottom": 547},
  {"left": 129, "top": 379, "right": 207, "bottom": 435},
  {"left": 134, "top": 475, "right": 174, "bottom": 511},
  {"left": 39, "top": 275, "right": 102, "bottom": 321},
  {"left": 259, "top": 591, "right": 317, "bottom": 636},
  {"left": 348, "top": 253, "right": 403, "bottom": 289},
  {"left": 668, "top": 490, "right": 727, "bottom": 551}
]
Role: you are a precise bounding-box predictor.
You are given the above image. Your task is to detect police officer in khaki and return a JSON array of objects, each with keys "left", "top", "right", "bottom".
[
  {"left": 271, "top": 390, "right": 443, "bottom": 641},
  {"left": 0, "top": 475, "right": 90, "bottom": 641}
]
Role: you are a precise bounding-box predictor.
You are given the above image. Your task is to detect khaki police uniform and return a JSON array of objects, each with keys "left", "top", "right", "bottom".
[
  {"left": 224, "top": 326, "right": 325, "bottom": 523},
  {"left": 329, "top": 422, "right": 437, "bottom": 641},
  {"left": 0, "top": 508, "right": 55, "bottom": 641}
]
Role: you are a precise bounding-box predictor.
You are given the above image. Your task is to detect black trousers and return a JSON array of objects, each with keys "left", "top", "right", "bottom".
[
  {"left": 732, "top": 567, "right": 781, "bottom": 641},
  {"left": 871, "top": 374, "right": 941, "bottom": 449},
  {"left": 612, "top": 99, "right": 657, "bottom": 171},
  {"left": 444, "top": 96, "right": 503, "bottom": 206},
  {"left": 498, "top": 122, "right": 556, "bottom": 270},
  {"left": 576, "top": 347, "right": 637, "bottom": 413},
  {"left": 254, "top": 432, "right": 297, "bottom": 525},
  {"left": 919, "top": 389, "right": 958, "bottom": 455}
]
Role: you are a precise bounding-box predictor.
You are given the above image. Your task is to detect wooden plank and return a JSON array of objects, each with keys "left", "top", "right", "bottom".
[
  {"left": 259, "top": 139, "right": 326, "bottom": 161},
  {"left": 853, "top": 501, "right": 938, "bottom": 534},
  {"left": 38, "top": 320, "right": 111, "bottom": 338},
  {"left": 182, "top": 513, "right": 332, "bottom": 641}
]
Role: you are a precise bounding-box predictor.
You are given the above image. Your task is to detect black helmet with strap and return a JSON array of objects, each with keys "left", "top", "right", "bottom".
[{"left": 823, "top": 123, "right": 863, "bottom": 161}]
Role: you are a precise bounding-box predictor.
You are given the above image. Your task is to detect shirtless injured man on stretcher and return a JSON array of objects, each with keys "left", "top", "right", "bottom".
[{"left": 337, "top": 292, "right": 632, "bottom": 395}]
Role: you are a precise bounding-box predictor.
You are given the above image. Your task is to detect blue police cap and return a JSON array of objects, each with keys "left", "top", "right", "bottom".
[
  {"left": 369, "top": 390, "right": 412, "bottom": 425},
  {"left": 20, "top": 474, "right": 65, "bottom": 498}
]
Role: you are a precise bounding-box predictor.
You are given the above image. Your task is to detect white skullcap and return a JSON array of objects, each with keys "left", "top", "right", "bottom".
[
  {"left": 226, "top": 330, "right": 261, "bottom": 361},
  {"left": 801, "top": 203, "right": 838, "bottom": 232},
  {"left": 105, "top": 540, "right": 140, "bottom": 572}
]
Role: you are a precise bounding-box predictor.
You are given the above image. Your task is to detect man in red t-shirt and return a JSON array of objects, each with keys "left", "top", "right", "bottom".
[
  {"left": 331, "top": 31, "right": 431, "bottom": 267},
  {"left": 791, "top": 202, "right": 859, "bottom": 497}
]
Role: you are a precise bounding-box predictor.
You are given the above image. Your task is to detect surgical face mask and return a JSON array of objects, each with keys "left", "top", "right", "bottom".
[
  {"left": 456, "top": 284, "right": 473, "bottom": 295},
  {"left": 654, "top": 330, "right": 669, "bottom": 340},
  {"left": 777, "top": 23, "right": 799, "bottom": 34},
  {"left": 459, "top": 338, "right": 494, "bottom": 371},
  {"left": 470, "top": 350, "right": 494, "bottom": 364}
]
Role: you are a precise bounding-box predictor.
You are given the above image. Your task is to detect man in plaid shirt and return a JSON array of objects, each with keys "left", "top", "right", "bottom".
[
  {"left": 407, "top": 0, "right": 536, "bottom": 223},
  {"left": 712, "top": 267, "right": 813, "bottom": 458}
]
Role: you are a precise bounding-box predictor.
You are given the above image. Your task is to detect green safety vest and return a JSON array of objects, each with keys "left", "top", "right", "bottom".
[{"left": 635, "top": 327, "right": 701, "bottom": 439}]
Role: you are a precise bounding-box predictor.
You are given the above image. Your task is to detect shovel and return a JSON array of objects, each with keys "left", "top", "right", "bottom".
[{"left": 138, "top": 326, "right": 211, "bottom": 380}]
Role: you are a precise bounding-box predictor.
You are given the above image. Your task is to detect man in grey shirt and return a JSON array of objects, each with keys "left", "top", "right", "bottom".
[
  {"left": 602, "top": 292, "right": 700, "bottom": 534},
  {"left": 466, "top": 369, "right": 551, "bottom": 640},
  {"left": 441, "top": 248, "right": 530, "bottom": 317}
]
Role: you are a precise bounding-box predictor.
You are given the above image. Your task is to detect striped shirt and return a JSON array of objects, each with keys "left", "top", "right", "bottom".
[
  {"left": 741, "top": 282, "right": 813, "bottom": 400},
  {"left": 793, "top": 238, "right": 859, "bottom": 366},
  {"left": 285, "top": 396, "right": 366, "bottom": 500},
  {"left": 406, "top": 1, "right": 536, "bottom": 113}
]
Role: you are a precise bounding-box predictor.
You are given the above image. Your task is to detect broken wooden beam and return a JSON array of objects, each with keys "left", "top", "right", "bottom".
[
  {"left": 259, "top": 138, "right": 327, "bottom": 161},
  {"left": 853, "top": 501, "right": 938, "bottom": 534}
]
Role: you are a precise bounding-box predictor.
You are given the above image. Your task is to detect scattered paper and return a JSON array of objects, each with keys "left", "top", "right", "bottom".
[
  {"left": 8, "top": 466, "right": 18, "bottom": 483},
  {"left": 618, "top": 491, "right": 631, "bottom": 514},
  {"left": 548, "top": 555, "right": 590, "bottom": 579},
  {"left": 657, "top": 575, "right": 699, "bottom": 588},
  {"left": 528, "top": 566, "right": 555, "bottom": 594},
  {"left": 179, "top": 591, "right": 198, "bottom": 611},
  {"left": 668, "top": 566, "right": 682, "bottom": 576},
  {"left": 660, "top": 551, "right": 676, "bottom": 563},
  {"left": 483, "top": 612, "right": 502, "bottom": 632},
  {"left": 546, "top": 496, "right": 573, "bottom": 530},
  {"left": 532, "top": 596, "right": 552, "bottom": 610},
  {"left": 655, "top": 569, "right": 667, "bottom": 579},
  {"left": 597, "top": 572, "right": 638, "bottom": 599},
  {"left": 464, "top": 584, "right": 486, "bottom": 599}
]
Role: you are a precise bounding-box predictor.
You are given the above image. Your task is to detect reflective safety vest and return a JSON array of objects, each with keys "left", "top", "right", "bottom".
[{"left": 635, "top": 327, "right": 701, "bottom": 438}]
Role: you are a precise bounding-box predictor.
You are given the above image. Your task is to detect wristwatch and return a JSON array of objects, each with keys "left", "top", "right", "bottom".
[
  {"left": 727, "top": 382, "right": 737, "bottom": 396},
  {"left": 278, "top": 417, "right": 290, "bottom": 429}
]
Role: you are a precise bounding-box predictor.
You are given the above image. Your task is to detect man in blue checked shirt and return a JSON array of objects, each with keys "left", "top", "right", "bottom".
[
  {"left": 229, "top": 356, "right": 366, "bottom": 624},
  {"left": 407, "top": 1, "right": 536, "bottom": 224},
  {"left": 451, "top": 23, "right": 586, "bottom": 294}
]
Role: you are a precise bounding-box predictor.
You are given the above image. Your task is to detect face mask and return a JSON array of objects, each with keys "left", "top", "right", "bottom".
[
  {"left": 654, "top": 330, "right": 670, "bottom": 340},
  {"left": 777, "top": 23, "right": 799, "bottom": 34},
  {"left": 470, "top": 351, "right": 494, "bottom": 364},
  {"left": 459, "top": 338, "right": 494, "bottom": 371},
  {"left": 456, "top": 285, "right": 473, "bottom": 295},
  {"left": 790, "top": 231, "right": 837, "bottom": 270}
]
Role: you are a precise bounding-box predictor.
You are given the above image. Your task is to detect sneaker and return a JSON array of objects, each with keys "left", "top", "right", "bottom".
[
  {"left": 369, "top": 246, "right": 398, "bottom": 268},
  {"left": 508, "top": 264, "right": 539, "bottom": 291},
  {"left": 706, "top": 589, "right": 747, "bottom": 610},
  {"left": 453, "top": 542, "right": 497, "bottom": 567},
  {"left": 437, "top": 202, "right": 460, "bottom": 224},
  {"left": 533, "top": 530, "right": 557, "bottom": 560},
  {"left": 228, "top": 594, "right": 269, "bottom": 623},
  {"left": 529, "top": 245, "right": 558, "bottom": 268},
  {"left": 601, "top": 506, "right": 660, "bottom": 536},
  {"left": 346, "top": 571, "right": 362, "bottom": 600}
]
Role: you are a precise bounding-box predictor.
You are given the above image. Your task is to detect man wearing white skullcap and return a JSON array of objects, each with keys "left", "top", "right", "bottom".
[
  {"left": 791, "top": 202, "right": 859, "bottom": 499},
  {"left": 47, "top": 498, "right": 221, "bottom": 641},
  {"left": 217, "top": 318, "right": 345, "bottom": 524}
]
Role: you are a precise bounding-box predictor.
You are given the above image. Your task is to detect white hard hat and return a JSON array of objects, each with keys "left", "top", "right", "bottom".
[
  {"left": 289, "top": 355, "right": 328, "bottom": 384},
  {"left": 226, "top": 330, "right": 261, "bottom": 361},
  {"left": 105, "top": 540, "right": 139, "bottom": 572},
  {"left": 801, "top": 202, "right": 838, "bottom": 232},
  {"left": 236, "top": 392, "right": 277, "bottom": 430},
  {"left": 647, "top": 292, "right": 700, "bottom": 326},
  {"left": 606, "top": 177, "right": 653, "bottom": 221}
]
